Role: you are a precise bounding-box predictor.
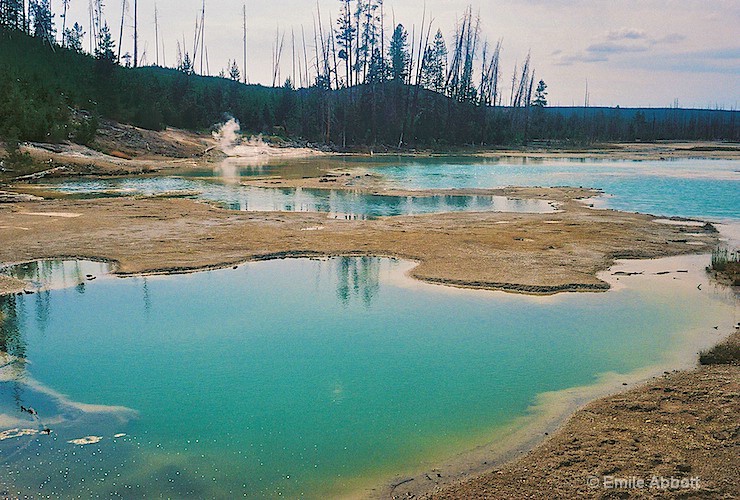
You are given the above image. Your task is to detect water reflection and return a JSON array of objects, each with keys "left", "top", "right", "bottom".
[
  {"left": 334, "top": 257, "right": 381, "bottom": 306},
  {"left": 40, "top": 179, "right": 555, "bottom": 218},
  {"left": 142, "top": 277, "right": 152, "bottom": 313},
  {"left": 0, "top": 295, "right": 27, "bottom": 366},
  {"left": 0, "top": 260, "right": 113, "bottom": 378},
  {"left": 2, "top": 260, "right": 108, "bottom": 292},
  {"left": 0, "top": 260, "right": 147, "bottom": 432},
  {"left": 1, "top": 294, "right": 29, "bottom": 417},
  {"left": 178, "top": 157, "right": 326, "bottom": 180}
]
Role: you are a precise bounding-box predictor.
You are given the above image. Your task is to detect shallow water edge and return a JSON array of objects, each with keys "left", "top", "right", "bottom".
[{"left": 341, "top": 254, "right": 737, "bottom": 499}]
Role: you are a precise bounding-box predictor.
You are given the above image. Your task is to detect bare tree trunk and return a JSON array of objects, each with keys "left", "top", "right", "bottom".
[
  {"left": 199, "top": 0, "right": 205, "bottom": 74},
  {"left": 243, "top": 4, "right": 248, "bottom": 83},
  {"left": 61, "top": 0, "right": 69, "bottom": 46},
  {"left": 117, "top": 0, "right": 127, "bottom": 63},
  {"left": 302, "top": 24, "right": 309, "bottom": 87},
  {"left": 192, "top": 16, "right": 200, "bottom": 66},
  {"left": 329, "top": 15, "right": 340, "bottom": 90},
  {"left": 479, "top": 40, "right": 488, "bottom": 104},
  {"left": 316, "top": 1, "right": 329, "bottom": 88},
  {"left": 133, "top": 0, "right": 138, "bottom": 67},
  {"left": 155, "top": 2, "right": 159, "bottom": 65},
  {"left": 291, "top": 27, "right": 296, "bottom": 85},
  {"left": 344, "top": 0, "right": 353, "bottom": 87},
  {"left": 272, "top": 26, "right": 285, "bottom": 87},
  {"left": 491, "top": 39, "right": 501, "bottom": 106},
  {"left": 354, "top": 1, "right": 360, "bottom": 86},
  {"left": 408, "top": 24, "right": 415, "bottom": 86},
  {"left": 297, "top": 44, "right": 304, "bottom": 88},
  {"left": 312, "top": 16, "right": 320, "bottom": 85},
  {"left": 88, "top": 0, "right": 93, "bottom": 53},
  {"left": 406, "top": 13, "right": 433, "bottom": 148},
  {"left": 380, "top": 0, "right": 385, "bottom": 77}
]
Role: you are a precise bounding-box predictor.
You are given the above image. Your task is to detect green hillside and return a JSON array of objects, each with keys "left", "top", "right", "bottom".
[{"left": 0, "top": 28, "right": 737, "bottom": 148}]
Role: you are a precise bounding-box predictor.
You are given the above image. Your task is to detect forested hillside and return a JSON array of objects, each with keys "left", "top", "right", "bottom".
[{"left": 0, "top": 28, "right": 737, "bottom": 148}]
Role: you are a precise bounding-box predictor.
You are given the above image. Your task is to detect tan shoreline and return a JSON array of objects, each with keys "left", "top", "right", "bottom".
[
  {"left": 470, "top": 140, "right": 740, "bottom": 161},
  {"left": 424, "top": 331, "right": 739, "bottom": 499}
]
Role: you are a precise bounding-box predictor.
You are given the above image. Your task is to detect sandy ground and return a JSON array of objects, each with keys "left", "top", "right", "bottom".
[
  {"left": 0, "top": 275, "right": 26, "bottom": 295},
  {"left": 471, "top": 141, "right": 740, "bottom": 161},
  {"left": 0, "top": 188, "right": 721, "bottom": 297},
  {"left": 423, "top": 332, "right": 740, "bottom": 500}
]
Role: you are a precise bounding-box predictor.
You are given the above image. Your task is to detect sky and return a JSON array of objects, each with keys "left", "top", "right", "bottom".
[{"left": 59, "top": 0, "right": 740, "bottom": 109}]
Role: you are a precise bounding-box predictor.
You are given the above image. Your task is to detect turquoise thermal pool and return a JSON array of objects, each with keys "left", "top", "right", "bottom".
[{"left": 0, "top": 256, "right": 735, "bottom": 497}]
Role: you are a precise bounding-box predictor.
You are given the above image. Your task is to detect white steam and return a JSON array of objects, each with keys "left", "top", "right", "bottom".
[{"left": 212, "top": 117, "right": 271, "bottom": 157}]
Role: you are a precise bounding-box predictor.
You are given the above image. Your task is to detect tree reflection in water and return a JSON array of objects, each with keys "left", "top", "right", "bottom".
[
  {"left": 1, "top": 294, "right": 28, "bottom": 410},
  {"left": 335, "top": 257, "right": 381, "bottom": 306},
  {"left": 0, "top": 295, "right": 27, "bottom": 367}
]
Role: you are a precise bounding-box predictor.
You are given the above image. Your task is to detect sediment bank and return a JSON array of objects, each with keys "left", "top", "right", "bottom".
[{"left": 0, "top": 187, "right": 721, "bottom": 296}]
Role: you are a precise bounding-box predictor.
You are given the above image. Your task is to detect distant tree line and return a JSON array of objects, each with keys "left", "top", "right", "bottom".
[{"left": 0, "top": 4, "right": 737, "bottom": 148}]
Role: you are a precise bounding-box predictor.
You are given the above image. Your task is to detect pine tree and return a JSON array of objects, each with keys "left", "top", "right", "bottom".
[
  {"left": 64, "top": 21, "right": 84, "bottom": 52},
  {"left": 95, "top": 22, "right": 116, "bottom": 63},
  {"left": 0, "top": 0, "right": 25, "bottom": 31},
  {"left": 335, "top": 0, "right": 356, "bottom": 87},
  {"left": 420, "top": 29, "right": 447, "bottom": 92},
  {"left": 366, "top": 46, "right": 386, "bottom": 83},
  {"left": 181, "top": 52, "right": 193, "bottom": 75},
  {"left": 389, "top": 24, "right": 408, "bottom": 82},
  {"left": 532, "top": 79, "right": 548, "bottom": 107},
  {"left": 30, "top": 0, "right": 54, "bottom": 41},
  {"left": 229, "top": 60, "right": 241, "bottom": 81}
]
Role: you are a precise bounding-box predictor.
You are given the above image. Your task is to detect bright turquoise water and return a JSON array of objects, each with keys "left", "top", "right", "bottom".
[
  {"left": 41, "top": 157, "right": 738, "bottom": 220},
  {"left": 357, "top": 157, "right": 739, "bottom": 220},
  {"left": 41, "top": 178, "right": 555, "bottom": 218},
  {"left": 0, "top": 257, "right": 735, "bottom": 497}
]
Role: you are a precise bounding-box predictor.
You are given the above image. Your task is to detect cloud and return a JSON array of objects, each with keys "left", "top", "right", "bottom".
[
  {"left": 554, "top": 28, "right": 687, "bottom": 65},
  {"left": 688, "top": 47, "right": 740, "bottom": 60},
  {"left": 616, "top": 47, "right": 740, "bottom": 74},
  {"left": 607, "top": 28, "right": 648, "bottom": 41},
  {"left": 554, "top": 52, "right": 609, "bottom": 66},
  {"left": 587, "top": 42, "right": 650, "bottom": 54},
  {"left": 656, "top": 33, "right": 687, "bottom": 44}
]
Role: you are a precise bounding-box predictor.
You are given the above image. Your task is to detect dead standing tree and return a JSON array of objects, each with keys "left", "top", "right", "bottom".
[
  {"left": 117, "top": 0, "right": 126, "bottom": 62},
  {"left": 271, "top": 25, "right": 285, "bottom": 87}
]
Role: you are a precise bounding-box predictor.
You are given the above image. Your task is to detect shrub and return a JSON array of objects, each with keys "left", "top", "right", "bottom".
[{"left": 699, "top": 334, "right": 740, "bottom": 366}]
